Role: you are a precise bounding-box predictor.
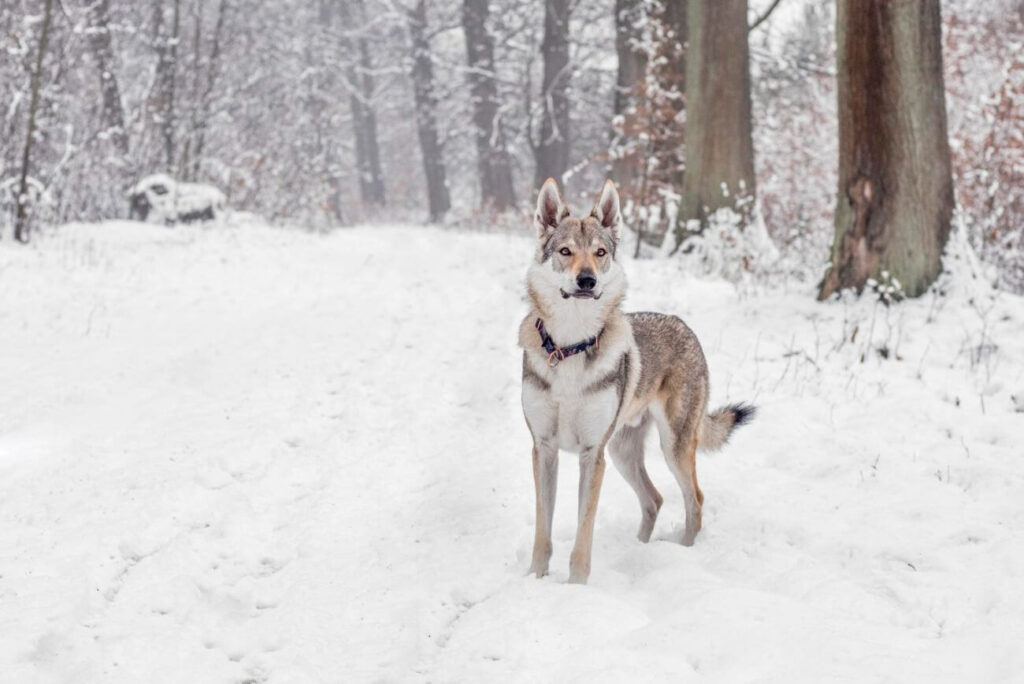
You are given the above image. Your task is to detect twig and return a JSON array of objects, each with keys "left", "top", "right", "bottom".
[{"left": 749, "top": 0, "right": 786, "bottom": 33}]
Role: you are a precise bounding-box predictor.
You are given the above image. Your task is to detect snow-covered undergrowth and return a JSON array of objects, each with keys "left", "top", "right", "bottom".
[{"left": 1, "top": 221, "right": 1022, "bottom": 682}]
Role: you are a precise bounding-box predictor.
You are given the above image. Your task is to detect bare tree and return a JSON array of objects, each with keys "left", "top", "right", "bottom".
[
  {"left": 407, "top": 0, "right": 450, "bottom": 222},
  {"left": 609, "top": 0, "right": 647, "bottom": 189},
  {"left": 533, "top": 0, "right": 570, "bottom": 188},
  {"left": 677, "top": 0, "right": 755, "bottom": 238},
  {"left": 462, "top": 0, "right": 516, "bottom": 211},
  {"left": 339, "top": 0, "right": 386, "bottom": 208},
  {"left": 819, "top": 0, "right": 954, "bottom": 299},
  {"left": 612, "top": 0, "right": 688, "bottom": 250},
  {"left": 315, "top": 0, "right": 345, "bottom": 223},
  {"left": 84, "top": 0, "right": 130, "bottom": 162},
  {"left": 152, "top": 0, "right": 181, "bottom": 172},
  {"left": 652, "top": 0, "right": 687, "bottom": 188},
  {"left": 186, "top": 0, "right": 228, "bottom": 181},
  {"left": 14, "top": 0, "right": 56, "bottom": 243}
]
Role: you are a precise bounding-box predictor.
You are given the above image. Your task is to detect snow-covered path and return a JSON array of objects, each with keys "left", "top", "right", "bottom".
[{"left": 1, "top": 222, "right": 1022, "bottom": 682}]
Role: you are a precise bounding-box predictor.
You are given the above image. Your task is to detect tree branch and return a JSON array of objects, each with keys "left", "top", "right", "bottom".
[{"left": 749, "top": 0, "right": 784, "bottom": 33}]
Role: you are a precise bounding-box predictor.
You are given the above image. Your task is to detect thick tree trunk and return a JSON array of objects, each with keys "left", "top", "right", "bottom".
[
  {"left": 610, "top": 0, "right": 647, "bottom": 188},
  {"left": 651, "top": 1, "right": 686, "bottom": 189},
  {"left": 408, "top": 0, "right": 450, "bottom": 222},
  {"left": 339, "top": 0, "right": 386, "bottom": 208},
  {"left": 13, "top": 0, "right": 55, "bottom": 243},
  {"left": 612, "top": 1, "right": 687, "bottom": 251},
  {"left": 85, "top": 0, "right": 130, "bottom": 162},
  {"left": 462, "top": 0, "right": 516, "bottom": 211},
  {"left": 819, "top": 0, "right": 954, "bottom": 300},
  {"left": 677, "top": 0, "right": 754, "bottom": 234},
  {"left": 533, "top": 0, "right": 570, "bottom": 188}
]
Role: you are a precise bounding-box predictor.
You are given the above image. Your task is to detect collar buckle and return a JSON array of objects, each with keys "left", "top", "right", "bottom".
[{"left": 536, "top": 317, "right": 600, "bottom": 369}]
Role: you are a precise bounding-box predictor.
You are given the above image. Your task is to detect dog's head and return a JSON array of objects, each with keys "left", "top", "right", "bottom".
[{"left": 528, "top": 178, "right": 625, "bottom": 307}]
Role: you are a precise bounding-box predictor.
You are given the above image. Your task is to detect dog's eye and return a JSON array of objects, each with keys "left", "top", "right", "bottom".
[
  {"left": 559, "top": 247, "right": 572, "bottom": 256},
  {"left": 596, "top": 248, "right": 607, "bottom": 257}
]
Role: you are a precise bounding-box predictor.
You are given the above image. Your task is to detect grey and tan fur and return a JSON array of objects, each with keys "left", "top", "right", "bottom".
[{"left": 520, "top": 178, "right": 754, "bottom": 584}]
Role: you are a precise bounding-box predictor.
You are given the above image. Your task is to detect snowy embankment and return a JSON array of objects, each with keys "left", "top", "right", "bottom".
[{"left": 1, "top": 220, "right": 1022, "bottom": 683}]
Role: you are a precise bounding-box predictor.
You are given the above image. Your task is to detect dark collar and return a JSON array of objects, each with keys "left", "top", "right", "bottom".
[{"left": 535, "top": 318, "right": 600, "bottom": 368}]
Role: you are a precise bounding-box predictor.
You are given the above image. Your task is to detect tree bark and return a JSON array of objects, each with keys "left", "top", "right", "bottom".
[
  {"left": 13, "top": 0, "right": 55, "bottom": 243},
  {"left": 462, "top": 0, "right": 516, "bottom": 211},
  {"left": 610, "top": 0, "right": 647, "bottom": 188},
  {"left": 533, "top": 0, "right": 570, "bottom": 189},
  {"left": 651, "top": 0, "right": 686, "bottom": 190},
  {"left": 612, "top": 1, "right": 687, "bottom": 250},
  {"left": 85, "top": 0, "right": 130, "bottom": 162},
  {"left": 153, "top": 0, "right": 181, "bottom": 172},
  {"left": 179, "top": 0, "right": 202, "bottom": 180},
  {"left": 677, "top": 0, "right": 755, "bottom": 234},
  {"left": 189, "top": 0, "right": 228, "bottom": 181},
  {"left": 819, "top": 0, "right": 954, "bottom": 300},
  {"left": 408, "top": 0, "right": 450, "bottom": 222},
  {"left": 339, "top": 0, "right": 386, "bottom": 208},
  {"left": 318, "top": 0, "right": 345, "bottom": 223}
]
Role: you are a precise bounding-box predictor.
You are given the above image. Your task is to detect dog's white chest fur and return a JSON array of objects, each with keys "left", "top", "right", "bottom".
[
  {"left": 521, "top": 309, "right": 634, "bottom": 454},
  {"left": 523, "top": 357, "right": 622, "bottom": 453},
  {"left": 558, "top": 362, "right": 621, "bottom": 452}
]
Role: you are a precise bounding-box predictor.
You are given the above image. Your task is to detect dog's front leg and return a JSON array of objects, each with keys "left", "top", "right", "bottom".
[
  {"left": 569, "top": 446, "right": 606, "bottom": 584},
  {"left": 529, "top": 442, "right": 558, "bottom": 577}
]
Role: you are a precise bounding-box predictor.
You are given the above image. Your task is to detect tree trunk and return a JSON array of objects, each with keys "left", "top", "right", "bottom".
[
  {"left": 318, "top": 0, "right": 345, "bottom": 223},
  {"left": 190, "top": 0, "right": 228, "bottom": 181},
  {"left": 649, "top": 1, "right": 687, "bottom": 191},
  {"left": 612, "top": 1, "right": 687, "bottom": 250},
  {"left": 179, "top": 0, "right": 201, "bottom": 179},
  {"left": 819, "top": 0, "right": 954, "bottom": 299},
  {"left": 533, "top": 0, "right": 570, "bottom": 189},
  {"left": 85, "top": 0, "right": 130, "bottom": 162},
  {"left": 154, "top": 0, "right": 181, "bottom": 172},
  {"left": 408, "top": 0, "right": 450, "bottom": 222},
  {"left": 339, "top": 0, "right": 386, "bottom": 208},
  {"left": 462, "top": 0, "right": 516, "bottom": 211},
  {"left": 13, "top": 0, "right": 55, "bottom": 243},
  {"left": 677, "top": 0, "right": 754, "bottom": 235},
  {"left": 609, "top": 0, "right": 648, "bottom": 188}
]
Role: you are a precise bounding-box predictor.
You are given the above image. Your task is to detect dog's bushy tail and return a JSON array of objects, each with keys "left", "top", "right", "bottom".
[{"left": 699, "top": 403, "right": 756, "bottom": 451}]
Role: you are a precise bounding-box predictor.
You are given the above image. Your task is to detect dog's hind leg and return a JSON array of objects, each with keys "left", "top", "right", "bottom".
[
  {"left": 671, "top": 435, "right": 703, "bottom": 546},
  {"left": 653, "top": 395, "right": 705, "bottom": 547},
  {"left": 609, "top": 413, "right": 662, "bottom": 542},
  {"left": 529, "top": 443, "right": 558, "bottom": 577}
]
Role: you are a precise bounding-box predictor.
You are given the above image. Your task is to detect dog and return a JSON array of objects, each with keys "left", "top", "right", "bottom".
[{"left": 519, "top": 178, "right": 754, "bottom": 584}]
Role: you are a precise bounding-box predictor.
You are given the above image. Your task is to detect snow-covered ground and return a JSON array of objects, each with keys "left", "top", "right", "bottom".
[{"left": 1, "top": 220, "right": 1022, "bottom": 683}]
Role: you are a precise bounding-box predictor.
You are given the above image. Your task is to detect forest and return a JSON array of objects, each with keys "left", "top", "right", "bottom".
[{"left": 2, "top": 0, "right": 1023, "bottom": 294}]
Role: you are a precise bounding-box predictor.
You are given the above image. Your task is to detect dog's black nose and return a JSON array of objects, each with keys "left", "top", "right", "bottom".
[{"left": 576, "top": 271, "right": 597, "bottom": 291}]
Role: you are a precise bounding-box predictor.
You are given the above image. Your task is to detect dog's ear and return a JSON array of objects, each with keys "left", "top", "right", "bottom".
[
  {"left": 591, "top": 179, "right": 621, "bottom": 238},
  {"left": 534, "top": 178, "right": 567, "bottom": 238}
]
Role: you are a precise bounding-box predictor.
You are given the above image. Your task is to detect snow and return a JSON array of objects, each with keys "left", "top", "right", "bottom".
[
  {"left": 129, "top": 175, "right": 226, "bottom": 221},
  {"left": 1, "top": 220, "right": 1023, "bottom": 682},
  {"left": 0, "top": 176, "right": 50, "bottom": 219}
]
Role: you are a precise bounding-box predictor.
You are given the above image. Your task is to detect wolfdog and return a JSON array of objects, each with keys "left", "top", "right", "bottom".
[{"left": 519, "top": 178, "right": 754, "bottom": 584}]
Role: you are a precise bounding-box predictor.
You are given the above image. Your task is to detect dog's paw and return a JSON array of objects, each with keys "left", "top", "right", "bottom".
[
  {"left": 529, "top": 542, "right": 552, "bottom": 578},
  {"left": 528, "top": 554, "right": 550, "bottom": 578},
  {"left": 568, "top": 551, "right": 591, "bottom": 584}
]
